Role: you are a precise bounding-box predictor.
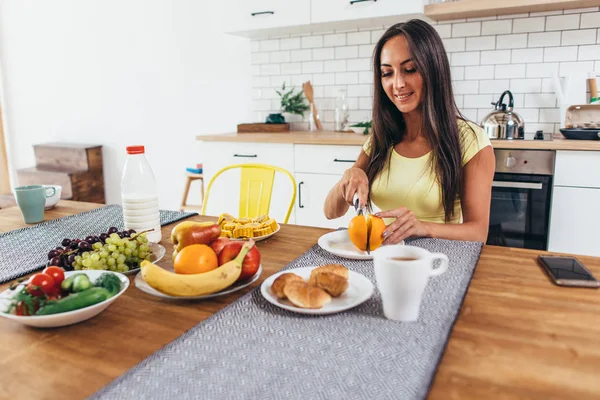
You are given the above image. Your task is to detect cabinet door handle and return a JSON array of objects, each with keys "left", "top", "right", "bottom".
[
  {"left": 233, "top": 154, "right": 258, "bottom": 158},
  {"left": 298, "top": 181, "right": 304, "bottom": 209},
  {"left": 251, "top": 11, "right": 274, "bottom": 16},
  {"left": 350, "top": 0, "right": 376, "bottom": 4},
  {"left": 333, "top": 158, "right": 356, "bottom": 163}
]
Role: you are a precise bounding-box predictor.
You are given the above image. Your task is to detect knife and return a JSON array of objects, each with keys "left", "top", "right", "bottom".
[{"left": 352, "top": 193, "right": 370, "bottom": 254}]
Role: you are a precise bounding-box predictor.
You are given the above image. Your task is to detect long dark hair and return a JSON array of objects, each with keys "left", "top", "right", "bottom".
[{"left": 368, "top": 19, "right": 468, "bottom": 222}]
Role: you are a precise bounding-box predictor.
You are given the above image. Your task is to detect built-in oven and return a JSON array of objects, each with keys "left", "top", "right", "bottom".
[{"left": 486, "top": 149, "right": 555, "bottom": 250}]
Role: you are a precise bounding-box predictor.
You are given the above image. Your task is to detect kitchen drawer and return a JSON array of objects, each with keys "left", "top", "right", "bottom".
[
  {"left": 200, "top": 141, "right": 294, "bottom": 173},
  {"left": 311, "top": 0, "right": 425, "bottom": 24},
  {"left": 554, "top": 151, "right": 600, "bottom": 188},
  {"left": 294, "top": 144, "right": 362, "bottom": 175},
  {"left": 226, "top": 0, "right": 310, "bottom": 32}
]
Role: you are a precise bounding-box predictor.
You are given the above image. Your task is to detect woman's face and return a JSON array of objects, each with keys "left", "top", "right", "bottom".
[{"left": 380, "top": 35, "right": 424, "bottom": 115}]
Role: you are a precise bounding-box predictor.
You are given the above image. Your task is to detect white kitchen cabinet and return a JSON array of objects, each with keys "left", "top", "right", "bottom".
[
  {"left": 295, "top": 173, "right": 355, "bottom": 229},
  {"left": 225, "top": 0, "right": 311, "bottom": 34},
  {"left": 199, "top": 141, "right": 296, "bottom": 224},
  {"left": 554, "top": 151, "right": 600, "bottom": 188},
  {"left": 548, "top": 186, "right": 600, "bottom": 257},
  {"left": 311, "top": 0, "right": 426, "bottom": 25}
]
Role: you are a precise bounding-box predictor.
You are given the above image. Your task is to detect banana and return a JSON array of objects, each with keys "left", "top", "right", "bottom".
[{"left": 141, "top": 240, "right": 255, "bottom": 297}]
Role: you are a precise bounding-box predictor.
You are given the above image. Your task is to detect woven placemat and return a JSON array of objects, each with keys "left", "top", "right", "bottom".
[
  {"left": 91, "top": 237, "right": 483, "bottom": 400},
  {"left": 0, "top": 204, "right": 196, "bottom": 284}
]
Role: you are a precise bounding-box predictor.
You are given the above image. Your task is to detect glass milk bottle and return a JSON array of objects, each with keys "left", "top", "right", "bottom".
[
  {"left": 121, "top": 145, "right": 162, "bottom": 243},
  {"left": 334, "top": 89, "right": 349, "bottom": 131}
]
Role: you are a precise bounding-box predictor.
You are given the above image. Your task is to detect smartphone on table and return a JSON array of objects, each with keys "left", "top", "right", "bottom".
[{"left": 537, "top": 255, "right": 600, "bottom": 288}]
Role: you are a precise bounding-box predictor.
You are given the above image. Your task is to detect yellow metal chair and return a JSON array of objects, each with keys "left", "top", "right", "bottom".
[{"left": 201, "top": 164, "right": 297, "bottom": 223}]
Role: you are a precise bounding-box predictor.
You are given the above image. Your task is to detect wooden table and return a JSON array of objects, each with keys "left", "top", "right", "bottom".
[{"left": 1, "top": 201, "right": 599, "bottom": 400}]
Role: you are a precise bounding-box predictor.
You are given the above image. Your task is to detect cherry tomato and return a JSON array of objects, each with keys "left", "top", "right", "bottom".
[
  {"left": 43, "top": 266, "right": 65, "bottom": 288},
  {"left": 15, "top": 299, "right": 40, "bottom": 316},
  {"left": 27, "top": 273, "right": 56, "bottom": 296}
]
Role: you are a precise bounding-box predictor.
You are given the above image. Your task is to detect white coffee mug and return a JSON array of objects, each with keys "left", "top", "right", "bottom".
[
  {"left": 373, "top": 245, "right": 449, "bottom": 321},
  {"left": 43, "top": 185, "right": 62, "bottom": 210}
]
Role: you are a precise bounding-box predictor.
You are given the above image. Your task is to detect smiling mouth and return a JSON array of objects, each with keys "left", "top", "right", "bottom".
[{"left": 394, "top": 92, "right": 414, "bottom": 101}]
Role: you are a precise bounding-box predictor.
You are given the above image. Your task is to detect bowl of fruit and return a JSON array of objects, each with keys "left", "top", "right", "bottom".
[
  {"left": 0, "top": 268, "right": 129, "bottom": 328},
  {"left": 48, "top": 227, "right": 165, "bottom": 275}
]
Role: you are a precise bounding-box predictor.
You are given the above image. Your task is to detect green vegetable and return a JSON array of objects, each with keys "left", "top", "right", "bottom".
[
  {"left": 61, "top": 273, "right": 85, "bottom": 292},
  {"left": 36, "top": 287, "right": 112, "bottom": 315},
  {"left": 72, "top": 274, "right": 93, "bottom": 292},
  {"left": 94, "top": 273, "right": 122, "bottom": 296}
]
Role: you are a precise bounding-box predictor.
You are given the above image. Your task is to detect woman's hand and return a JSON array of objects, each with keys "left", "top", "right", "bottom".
[
  {"left": 376, "top": 208, "right": 431, "bottom": 244},
  {"left": 339, "top": 167, "right": 369, "bottom": 208}
]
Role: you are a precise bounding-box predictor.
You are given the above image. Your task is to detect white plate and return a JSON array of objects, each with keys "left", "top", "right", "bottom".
[
  {"left": 230, "top": 223, "right": 280, "bottom": 242},
  {"left": 317, "top": 230, "right": 404, "bottom": 260},
  {"left": 0, "top": 270, "right": 129, "bottom": 328},
  {"left": 260, "top": 266, "right": 374, "bottom": 315},
  {"left": 134, "top": 264, "right": 263, "bottom": 300}
]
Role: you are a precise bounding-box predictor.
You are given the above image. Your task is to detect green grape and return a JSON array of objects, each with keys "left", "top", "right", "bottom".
[
  {"left": 110, "top": 233, "right": 120, "bottom": 241},
  {"left": 132, "top": 250, "right": 139, "bottom": 257},
  {"left": 124, "top": 248, "right": 132, "bottom": 256},
  {"left": 127, "top": 241, "right": 136, "bottom": 249},
  {"left": 75, "top": 255, "right": 82, "bottom": 262},
  {"left": 82, "top": 252, "right": 90, "bottom": 258},
  {"left": 99, "top": 250, "right": 109, "bottom": 259},
  {"left": 107, "top": 244, "right": 116, "bottom": 252},
  {"left": 117, "top": 254, "right": 126, "bottom": 264},
  {"left": 92, "top": 242, "right": 103, "bottom": 250},
  {"left": 139, "top": 244, "right": 149, "bottom": 253},
  {"left": 82, "top": 259, "right": 91, "bottom": 268},
  {"left": 107, "top": 257, "right": 116, "bottom": 266},
  {"left": 91, "top": 253, "right": 100, "bottom": 261},
  {"left": 117, "top": 246, "right": 125, "bottom": 253}
]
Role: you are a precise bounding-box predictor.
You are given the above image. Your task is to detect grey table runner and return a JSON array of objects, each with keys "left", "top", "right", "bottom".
[
  {"left": 0, "top": 204, "right": 196, "bottom": 284},
  {"left": 91, "top": 237, "right": 483, "bottom": 400}
]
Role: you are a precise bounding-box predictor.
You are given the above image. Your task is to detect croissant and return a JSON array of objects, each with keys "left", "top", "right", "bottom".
[
  {"left": 309, "top": 271, "right": 348, "bottom": 297},
  {"left": 311, "top": 264, "right": 349, "bottom": 279},
  {"left": 283, "top": 282, "right": 331, "bottom": 309},
  {"left": 271, "top": 273, "right": 304, "bottom": 299}
]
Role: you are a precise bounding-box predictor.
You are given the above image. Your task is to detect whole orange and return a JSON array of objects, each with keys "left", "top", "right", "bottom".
[
  {"left": 348, "top": 214, "right": 386, "bottom": 252},
  {"left": 173, "top": 244, "right": 218, "bottom": 274}
]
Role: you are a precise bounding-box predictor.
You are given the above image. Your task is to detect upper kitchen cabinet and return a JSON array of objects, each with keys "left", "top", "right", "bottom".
[
  {"left": 225, "top": 0, "right": 311, "bottom": 38},
  {"left": 224, "top": 0, "right": 427, "bottom": 39},
  {"left": 311, "top": 0, "right": 426, "bottom": 27}
]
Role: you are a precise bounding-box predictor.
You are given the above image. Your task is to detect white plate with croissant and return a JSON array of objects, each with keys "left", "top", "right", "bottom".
[
  {"left": 260, "top": 264, "right": 374, "bottom": 315},
  {"left": 318, "top": 230, "right": 404, "bottom": 260}
]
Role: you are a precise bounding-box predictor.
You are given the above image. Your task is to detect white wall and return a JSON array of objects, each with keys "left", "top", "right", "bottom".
[
  {"left": 249, "top": 7, "right": 600, "bottom": 134},
  {"left": 0, "top": 0, "right": 252, "bottom": 209}
]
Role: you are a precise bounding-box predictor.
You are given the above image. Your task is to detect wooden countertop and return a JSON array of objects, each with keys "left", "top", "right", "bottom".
[
  {"left": 197, "top": 131, "right": 600, "bottom": 151},
  {"left": 2, "top": 201, "right": 600, "bottom": 399}
]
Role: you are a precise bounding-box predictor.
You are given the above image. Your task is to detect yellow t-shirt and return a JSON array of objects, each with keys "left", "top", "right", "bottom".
[{"left": 363, "top": 120, "right": 491, "bottom": 224}]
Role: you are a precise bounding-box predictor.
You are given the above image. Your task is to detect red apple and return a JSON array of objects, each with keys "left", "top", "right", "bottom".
[
  {"left": 218, "top": 241, "right": 261, "bottom": 281},
  {"left": 210, "top": 237, "right": 231, "bottom": 256}
]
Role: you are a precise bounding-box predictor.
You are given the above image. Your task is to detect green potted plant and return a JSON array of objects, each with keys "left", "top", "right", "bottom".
[
  {"left": 266, "top": 82, "right": 309, "bottom": 124},
  {"left": 349, "top": 121, "right": 373, "bottom": 135}
]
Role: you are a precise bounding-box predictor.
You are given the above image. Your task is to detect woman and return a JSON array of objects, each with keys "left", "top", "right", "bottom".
[{"left": 324, "top": 19, "right": 495, "bottom": 244}]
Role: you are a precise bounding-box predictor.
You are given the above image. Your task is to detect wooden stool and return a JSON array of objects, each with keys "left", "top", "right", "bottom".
[{"left": 179, "top": 172, "right": 204, "bottom": 212}]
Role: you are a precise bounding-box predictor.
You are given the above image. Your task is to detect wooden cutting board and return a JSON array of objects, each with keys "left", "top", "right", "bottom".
[{"left": 237, "top": 123, "right": 290, "bottom": 133}]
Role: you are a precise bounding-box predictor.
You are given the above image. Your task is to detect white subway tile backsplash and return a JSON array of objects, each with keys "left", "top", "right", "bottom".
[
  {"left": 466, "top": 36, "right": 496, "bottom": 51},
  {"left": 444, "top": 38, "right": 466, "bottom": 52},
  {"left": 526, "top": 62, "right": 559, "bottom": 78},
  {"left": 528, "top": 32, "right": 561, "bottom": 48},
  {"left": 452, "top": 51, "right": 480, "bottom": 66},
  {"left": 270, "top": 51, "right": 290, "bottom": 63},
  {"left": 546, "top": 14, "right": 580, "bottom": 31},
  {"left": 512, "top": 48, "right": 544, "bottom": 63},
  {"left": 313, "top": 48, "right": 335, "bottom": 60},
  {"left": 495, "top": 64, "right": 526, "bottom": 79},
  {"left": 452, "top": 22, "right": 481, "bottom": 37},
  {"left": 324, "top": 34, "right": 346, "bottom": 47},
  {"left": 434, "top": 24, "right": 452, "bottom": 39},
  {"left": 454, "top": 80, "right": 479, "bottom": 94},
  {"left": 579, "top": 45, "right": 600, "bottom": 61},
  {"left": 335, "top": 72, "right": 359, "bottom": 85},
  {"left": 250, "top": 10, "right": 600, "bottom": 134},
  {"left": 525, "top": 93, "right": 556, "bottom": 108},
  {"left": 544, "top": 46, "right": 578, "bottom": 62},
  {"left": 359, "top": 44, "right": 375, "bottom": 58},
  {"left": 335, "top": 46, "right": 359, "bottom": 59},
  {"left": 291, "top": 49, "right": 312, "bottom": 62},
  {"left": 562, "top": 29, "right": 597, "bottom": 45},
  {"left": 324, "top": 60, "right": 347, "bottom": 73},
  {"left": 559, "top": 61, "right": 595, "bottom": 76},
  {"left": 259, "top": 39, "right": 279, "bottom": 52},
  {"left": 478, "top": 79, "right": 510, "bottom": 94},
  {"left": 497, "top": 13, "right": 529, "bottom": 20},
  {"left": 496, "top": 34, "right": 527, "bottom": 49},
  {"left": 539, "top": 108, "right": 561, "bottom": 123},
  {"left": 467, "top": 16, "right": 497, "bottom": 22},
  {"left": 464, "top": 65, "right": 495, "bottom": 80},
  {"left": 513, "top": 17, "right": 545, "bottom": 33},
  {"left": 510, "top": 78, "right": 542, "bottom": 93},
  {"left": 481, "top": 50, "right": 511, "bottom": 65},
  {"left": 347, "top": 32, "right": 370, "bottom": 45},
  {"left": 482, "top": 20, "right": 512, "bottom": 35},
  {"left": 581, "top": 12, "right": 600, "bottom": 28}
]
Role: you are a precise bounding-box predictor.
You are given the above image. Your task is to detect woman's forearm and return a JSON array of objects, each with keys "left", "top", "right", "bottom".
[
  {"left": 423, "top": 221, "right": 489, "bottom": 242},
  {"left": 324, "top": 181, "right": 350, "bottom": 219}
]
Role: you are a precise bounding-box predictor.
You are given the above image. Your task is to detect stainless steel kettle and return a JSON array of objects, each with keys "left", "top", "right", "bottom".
[{"left": 481, "top": 90, "right": 525, "bottom": 140}]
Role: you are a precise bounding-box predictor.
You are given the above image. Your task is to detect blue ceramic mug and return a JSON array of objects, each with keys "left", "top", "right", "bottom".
[{"left": 14, "top": 185, "right": 56, "bottom": 224}]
